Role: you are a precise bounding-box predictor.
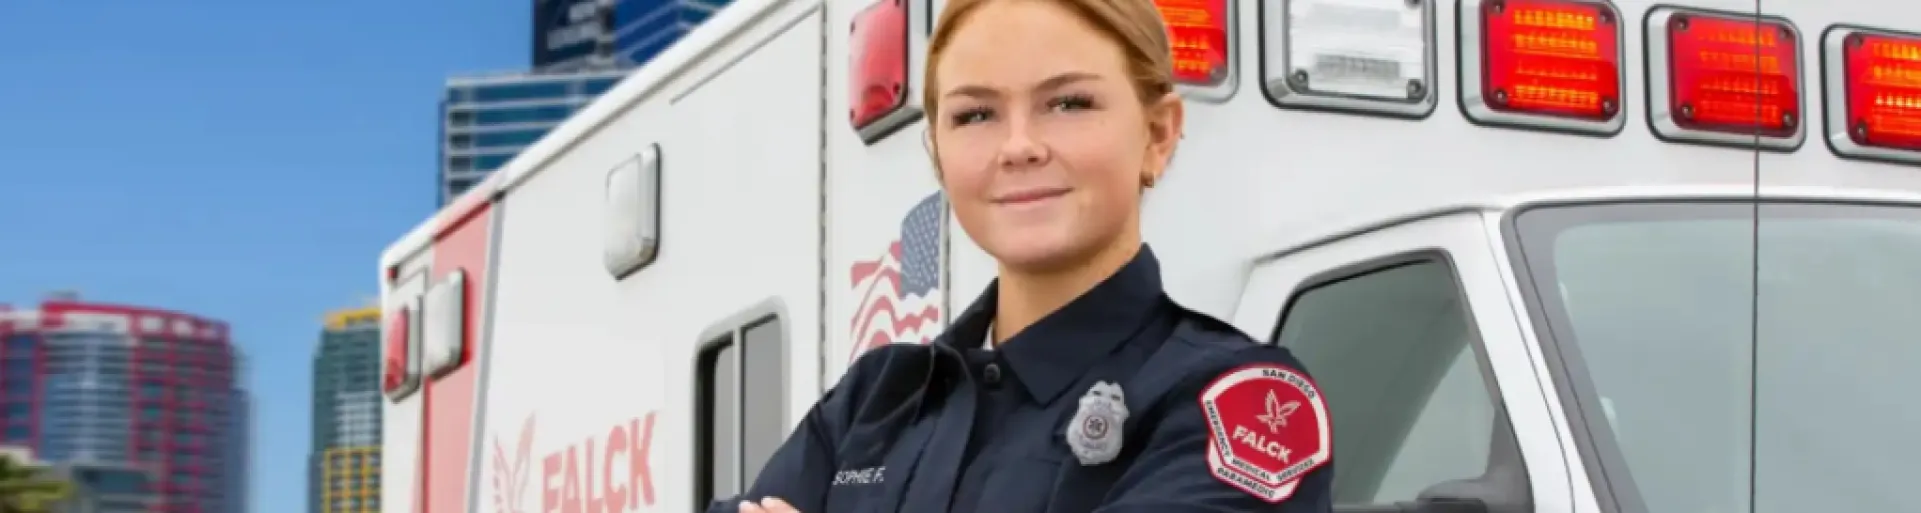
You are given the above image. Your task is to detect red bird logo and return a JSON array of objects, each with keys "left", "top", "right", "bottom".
[
  {"left": 1256, "top": 391, "right": 1300, "bottom": 434},
  {"left": 490, "top": 415, "right": 537, "bottom": 513}
]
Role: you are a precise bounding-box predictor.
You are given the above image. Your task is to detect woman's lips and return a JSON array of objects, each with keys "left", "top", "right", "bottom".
[{"left": 993, "top": 187, "right": 1070, "bottom": 205}]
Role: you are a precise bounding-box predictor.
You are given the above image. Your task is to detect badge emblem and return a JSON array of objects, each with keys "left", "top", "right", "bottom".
[
  {"left": 1066, "top": 381, "right": 1129, "bottom": 465},
  {"left": 1200, "top": 364, "right": 1331, "bottom": 503}
]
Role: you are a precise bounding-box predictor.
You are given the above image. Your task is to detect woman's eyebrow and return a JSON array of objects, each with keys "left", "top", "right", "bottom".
[{"left": 942, "top": 71, "right": 1103, "bottom": 100}]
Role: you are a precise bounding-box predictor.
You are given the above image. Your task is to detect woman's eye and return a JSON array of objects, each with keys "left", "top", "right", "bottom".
[
  {"left": 1050, "top": 94, "right": 1095, "bottom": 112},
  {"left": 950, "top": 107, "right": 993, "bottom": 126}
]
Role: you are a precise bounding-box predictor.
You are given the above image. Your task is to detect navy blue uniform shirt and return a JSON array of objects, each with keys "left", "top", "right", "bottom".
[{"left": 708, "top": 245, "right": 1334, "bottom": 512}]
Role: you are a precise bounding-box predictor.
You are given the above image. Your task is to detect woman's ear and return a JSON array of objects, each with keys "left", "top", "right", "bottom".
[{"left": 1142, "top": 92, "right": 1184, "bottom": 185}]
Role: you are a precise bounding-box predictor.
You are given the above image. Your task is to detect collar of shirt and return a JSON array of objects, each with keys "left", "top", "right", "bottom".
[{"left": 939, "top": 244, "right": 1165, "bottom": 405}]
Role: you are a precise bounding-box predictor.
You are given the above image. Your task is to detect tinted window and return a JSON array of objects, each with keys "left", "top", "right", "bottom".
[
  {"left": 475, "top": 154, "right": 514, "bottom": 171},
  {"left": 584, "top": 78, "right": 620, "bottom": 95},
  {"left": 697, "top": 315, "right": 786, "bottom": 505},
  {"left": 473, "top": 130, "right": 549, "bottom": 149},
  {"left": 1511, "top": 201, "right": 1921, "bottom": 512},
  {"left": 446, "top": 178, "right": 477, "bottom": 198},
  {"left": 470, "top": 82, "right": 571, "bottom": 103},
  {"left": 474, "top": 105, "right": 577, "bottom": 125},
  {"left": 1273, "top": 259, "right": 1508, "bottom": 505},
  {"left": 740, "top": 319, "right": 785, "bottom": 482}
]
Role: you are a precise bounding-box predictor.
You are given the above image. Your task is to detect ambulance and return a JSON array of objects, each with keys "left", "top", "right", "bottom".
[{"left": 374, "top": 0, "right": 1921, "bottom": 509}]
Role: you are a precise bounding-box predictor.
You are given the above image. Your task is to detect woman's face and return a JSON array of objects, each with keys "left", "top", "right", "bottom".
[{"left": 930, "top": 0, "right": 1179, "bottom": 273}]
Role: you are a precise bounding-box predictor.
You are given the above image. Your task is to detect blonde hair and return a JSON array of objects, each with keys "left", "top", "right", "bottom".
[{"left": 921, "top": 0, "right": 1177, "bottom": 121}]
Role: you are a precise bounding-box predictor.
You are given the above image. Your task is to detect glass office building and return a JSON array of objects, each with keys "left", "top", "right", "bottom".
[
  {"left": 309, "top": 307, "right": 383, "bottom": 513},
  {"left": 534, "top": 0, "right": 731, "bottom": 73},
  {"left": 437, "top": 0, "right": 738, "bottom": 206},
  {"left": 438, "top": 69, "right": 628, "bottom": 205},
  {"left": 0, "top": 293, "right": 248, "bottom": 513},
  {"left": 48, "top": 460, "right": 161, "bottom": 513}
]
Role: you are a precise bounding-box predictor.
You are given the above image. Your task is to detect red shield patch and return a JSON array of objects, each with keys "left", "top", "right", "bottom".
[{"left": 1198, "top": 364, "right": 1331, "bottom": 503}]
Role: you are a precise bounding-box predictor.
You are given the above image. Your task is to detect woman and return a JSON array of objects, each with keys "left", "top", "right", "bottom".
[{"left": 723, "top": 0, "right": 1334, "bottom": 509}]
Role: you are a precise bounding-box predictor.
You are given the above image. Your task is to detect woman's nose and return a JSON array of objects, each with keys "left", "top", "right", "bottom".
[{"left": 997, "top": 118, "right": 1049, "bottom": 167}]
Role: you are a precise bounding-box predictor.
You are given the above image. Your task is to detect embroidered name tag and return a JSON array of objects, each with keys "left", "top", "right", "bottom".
[{"left": 832, "top": 466, "right": 886, "bottom": 486}]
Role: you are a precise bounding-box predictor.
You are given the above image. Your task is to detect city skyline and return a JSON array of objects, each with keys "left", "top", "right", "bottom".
[
  {"left": 0, "top": 1, "right": 534, "bottom": 510},
  {"left": 0, "top": 294, "right": 248, "bottom": 513},
  {"left": 310, "top": 307, "right": 383, "bottom": 513}
]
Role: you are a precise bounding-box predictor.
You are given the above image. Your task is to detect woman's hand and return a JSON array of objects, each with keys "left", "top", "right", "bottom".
[{"left": 737, "top": 497, "right": 801, "bottom": 513}]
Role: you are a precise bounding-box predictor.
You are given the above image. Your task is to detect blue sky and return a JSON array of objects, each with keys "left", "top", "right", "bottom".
[{"left": 0, "top": 1, "right": 530, "bottom": 510}]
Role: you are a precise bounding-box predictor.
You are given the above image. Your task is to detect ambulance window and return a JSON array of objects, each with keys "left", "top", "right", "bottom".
[
  {"left": 1511, "top": 201, "right": 1921, "bottom": 512},
  {"left": 1272, "top": 257, "right": 1521, "bottom": 507},
  {"left": 739, "top": 318, "right": 786, "bottom": 484},
  {"left": 695, "top": 314, "right": 787, "bottom": 505},
  {"left": 702, "top": 339, "right": 740, "bottom": 498}
]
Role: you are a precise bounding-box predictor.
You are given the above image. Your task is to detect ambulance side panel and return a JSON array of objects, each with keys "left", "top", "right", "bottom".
[
  {"left": 380, "top": 251, "right": 433, "bottom": 513},
  {"left": 474, "top": 0, "right": 826, "bottom": 511},
  {"left": 821, "top": 0, "right": 951, "bottom": 380}
]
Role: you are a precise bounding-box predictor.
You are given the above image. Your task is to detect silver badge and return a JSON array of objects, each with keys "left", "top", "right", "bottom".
[{"left": 1066, "top": 381, "right": 1129, "bottom": 465}]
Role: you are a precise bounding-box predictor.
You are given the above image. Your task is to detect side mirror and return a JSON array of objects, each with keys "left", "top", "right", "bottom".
[
  {"left": 1408, "top": 471, "right": 1528, "bottom": 513},
  {"left": 1408, "top": 478, "right": 1492, "bottom": 513},
  {"left": 1413, "top": 405, "right": 1532, "bottom": 513}
]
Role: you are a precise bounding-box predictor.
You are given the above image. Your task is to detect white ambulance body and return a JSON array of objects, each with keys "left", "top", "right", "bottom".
[{"left": 376, "top": 0, "right": 1921, "bottom": 510}]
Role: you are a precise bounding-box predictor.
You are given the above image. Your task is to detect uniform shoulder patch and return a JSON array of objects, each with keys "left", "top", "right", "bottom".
[{"left": 1197, "top": 363, "right": 1331, "bottom": 503}]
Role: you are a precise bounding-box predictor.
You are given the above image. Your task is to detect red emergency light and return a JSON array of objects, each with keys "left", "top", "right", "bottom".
[
  {"left": 849, "top": 0, "right": 909, "bottom": 139},
  {"left": 1479, "top": 0, "right": 1623, "bottom": 121},
  {"left": 1155, "top": 0, "right": 1230, "bottom": 86},
  {"left": 1842, "top": 31, "right": 1921, "bottom": 152},
  {"left": 1663, "top": 13, "right": 1800, "bottom": 137},
  {"left": 382, "top": 306, "right": 417, "bottom": 400}
]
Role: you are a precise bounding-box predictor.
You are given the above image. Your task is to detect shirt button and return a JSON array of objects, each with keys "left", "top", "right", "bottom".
[{"left": 982, "top": 363, "right": 1003, "bottom": 386}]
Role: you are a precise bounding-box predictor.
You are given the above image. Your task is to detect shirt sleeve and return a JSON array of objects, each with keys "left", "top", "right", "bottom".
[{"left": 1095, "top": 346, "right": 1335, "bottom": 513}]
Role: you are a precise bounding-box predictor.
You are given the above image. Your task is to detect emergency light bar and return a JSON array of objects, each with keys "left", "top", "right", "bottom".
[
  {"left": 1158, "top": 0, "right": 1238, "bottom": 101},
  {"left": 1459, "top": 0, "right": 1626, "bottom": 136},
  {"left": 422, "top": 270, "right": 468, "bottom": 379},
  {"left": 1646, "top": 7, "right": 1804, "bottom": 151},
  {"left": 850, "top": 0, "right": 925, "bottom": 144},
  {"left": 383, "top": 296, "right": 423, "bottom": 402},
  {"left": 1262, "top": 0, "right": 1437, "bottom": 118},
  {"left": 1823, "top": 25, "right": 1921, "bottom": 165}
]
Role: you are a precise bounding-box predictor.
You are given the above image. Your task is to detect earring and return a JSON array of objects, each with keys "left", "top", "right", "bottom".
[{"left": 1142, "top": 174, "right": 1157, "bottom": 188}]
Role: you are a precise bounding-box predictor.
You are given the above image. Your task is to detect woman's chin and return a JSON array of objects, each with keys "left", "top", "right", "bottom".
[{"left": 986, "top": 235, "right": 1090, "bottom": 274}]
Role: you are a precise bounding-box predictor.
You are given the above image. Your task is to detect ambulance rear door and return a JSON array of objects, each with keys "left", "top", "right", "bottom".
[{"left": 1227, "top": 209, "right": 1572, "bottom": 513}]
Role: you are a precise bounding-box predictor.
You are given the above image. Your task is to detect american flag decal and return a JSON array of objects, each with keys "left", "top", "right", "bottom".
[{"left": 848, "top": 192, "right": 946, "bottom": 362}]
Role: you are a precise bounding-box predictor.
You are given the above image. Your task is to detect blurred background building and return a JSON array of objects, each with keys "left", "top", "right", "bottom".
[
  {"left": 308, "top": 307, "right": 382, "bottom": 513},
  {"left": 0, "top": 292, "right": 248, "bottom": 513},
  {"left": 532, "top": 0, "right": 727, "bottom": 73},
  {"left": 47, "top": 459, "right": 161, "bottom": 513},
  {"left": 437, "top": 0, "right": 733, "bottom": 206},
  {"left": 438, "top": 69, "right": 627, "bottom": 204}
]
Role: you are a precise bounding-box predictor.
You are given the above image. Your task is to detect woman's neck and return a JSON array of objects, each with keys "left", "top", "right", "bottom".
[{"left": 991, "top": 235, "right": 1143, "bottom": 346}]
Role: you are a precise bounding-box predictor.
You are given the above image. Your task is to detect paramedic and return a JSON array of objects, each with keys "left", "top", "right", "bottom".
[{"left": 717, "top": 0, "right": 1336, "bottom": 509}]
